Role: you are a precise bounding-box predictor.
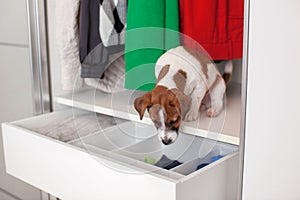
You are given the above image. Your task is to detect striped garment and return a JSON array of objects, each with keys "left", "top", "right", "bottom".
[
  {"left": 99, "top": 0, "right": 127, "bottom": 47},
  {"left": 80, "top": 0, "right": 127, "bottom": 78}
]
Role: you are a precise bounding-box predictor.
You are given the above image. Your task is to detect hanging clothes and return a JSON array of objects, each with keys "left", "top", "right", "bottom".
[
  {"left": 179, "top": 0, "right": 244, "bottom": 60},
  {"left": 56, "top": 0, "right": 83, "bottom": 90},
  {"left": 124, "top": 0, "right": 180, "bottom": 91},
  {"left": 79, "top": 0, "right": 127, "bottom": 78},
  {"left": 85, "top": 52, "right": 126, "bottom": 93}
]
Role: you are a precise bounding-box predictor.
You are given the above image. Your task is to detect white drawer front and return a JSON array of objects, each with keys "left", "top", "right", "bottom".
[{"left": 1, "top": 110, "right": 239, "bottom": 200}]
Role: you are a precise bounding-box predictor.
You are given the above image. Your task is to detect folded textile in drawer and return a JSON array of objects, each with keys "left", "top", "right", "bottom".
[
  {"left": 114, "top": 131, "right": 238, "bottom": 175},
  {"left": 17, "top": 109, "right": 122, "bottom": 142}
]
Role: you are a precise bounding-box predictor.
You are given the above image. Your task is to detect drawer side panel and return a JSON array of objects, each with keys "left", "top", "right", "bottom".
[{"left": 177, "top": 152, "right": 239, "bottom": 200}]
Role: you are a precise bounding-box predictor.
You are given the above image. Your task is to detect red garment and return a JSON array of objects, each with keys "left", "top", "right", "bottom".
[{"left": 179, "top": 0, "right": 244, "bottom": 60}]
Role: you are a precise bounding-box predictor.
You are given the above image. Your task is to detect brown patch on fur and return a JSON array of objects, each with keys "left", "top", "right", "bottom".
[
  {"left": 134, "top": 86, "right": 191, "bottom": 129},
  {"left": 202, "top": 64, "right": 209, "bottom": 80},
  {"left": 150, "top": 86, "right": 183, "bottom": 129},
  {"left": 173, "top": 69, "right": 187, "bottom": 92},
  {"left": 183, "top": 46, "right": 211, "bottom": 80},
  {"left": 157, "top": 64, "right": 170, "bottom": 83},
  {"left": 134, "top": 92, "right": 152, "bottom": 120},
  {"left": 148, "top": 104, "right": 163, "bottom": 126},
  {"left": 178, "top": 69, "right": 187, "bottom": 79},
  {"left": 170, "top": 88, "right": 192, "bottom": 119},
  {"left": 222, "top": 73, "right": 231, "bottom": 84}
]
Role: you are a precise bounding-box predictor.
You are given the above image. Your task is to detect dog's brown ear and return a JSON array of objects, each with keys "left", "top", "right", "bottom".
[
  {"left": 172, "top": 89, "right": 192, "bottom": 119},
  {"left": 134, "top": 92, "right": 152, "bottom": 120}
]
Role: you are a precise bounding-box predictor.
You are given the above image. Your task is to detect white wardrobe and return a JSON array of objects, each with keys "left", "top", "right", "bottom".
[{"left": 1, "top": 0, "right": 300, "bottom": 199}]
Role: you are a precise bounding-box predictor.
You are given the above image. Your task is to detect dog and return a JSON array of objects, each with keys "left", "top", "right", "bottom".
[{"left": 134, "top": 46, "right": 232, "bottom": 145}]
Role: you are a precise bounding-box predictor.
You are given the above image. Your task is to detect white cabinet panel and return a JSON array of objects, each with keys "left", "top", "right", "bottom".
[
  {"left": 0, "top": 46, "right": 34, "bottom": 122},
  {"left": 242, "top": 0, "right": 300, "bottom": 199},
  {"left": 0, "top": 45, "right": 40, "bottom": 199},
  {"left": 0, "top": 0, "right": 29, "bottom": 45}
]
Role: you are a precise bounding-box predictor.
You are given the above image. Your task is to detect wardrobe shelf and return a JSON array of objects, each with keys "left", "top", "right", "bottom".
[{"left": 54, "top": 82, "right": 241, "bottom": 145}]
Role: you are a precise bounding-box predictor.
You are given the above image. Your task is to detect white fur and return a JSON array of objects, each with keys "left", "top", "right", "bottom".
[
  {"left": 157, "top": 109, "right": 178, "bottom": 144},
  {"left": 155, "top": 46, "right": 226, "bottom": 120},
  {"left": 224, "top": 60, "right": 233, "bottom": 73}
]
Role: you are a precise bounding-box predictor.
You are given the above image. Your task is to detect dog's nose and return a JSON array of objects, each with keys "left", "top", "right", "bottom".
[{"left": 161, "top": 137, "right": 172, "bottom": 145}]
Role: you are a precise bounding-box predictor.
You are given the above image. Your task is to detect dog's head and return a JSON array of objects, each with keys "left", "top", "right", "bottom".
[{"left": 134, "top": 86, "right": 191, "bottom": 145}]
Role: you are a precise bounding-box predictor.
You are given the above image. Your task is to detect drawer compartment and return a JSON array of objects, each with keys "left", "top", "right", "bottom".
[{"left": 1, "top": 109, "right": 239, "bottom": 200}]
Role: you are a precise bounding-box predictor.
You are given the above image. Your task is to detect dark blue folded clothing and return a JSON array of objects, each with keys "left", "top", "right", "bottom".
[
  {"left": 196, "top": 155, "right": 224, "bottom": 171},
  {"left": 196, "top": 163, "right": 209, "bottom": 170},
  {"left": 155, "top": 155, "right": 182, "bottom": 170},
  {"left": 210, "top": 155, "right": 224, "bottom": 162}
]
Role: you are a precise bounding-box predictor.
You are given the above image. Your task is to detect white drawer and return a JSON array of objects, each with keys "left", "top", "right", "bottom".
[{"left": 1, "top": 110, "right": 239, "bottom": 200}]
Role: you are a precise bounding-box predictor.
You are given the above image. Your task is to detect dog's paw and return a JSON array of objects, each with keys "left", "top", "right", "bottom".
[
  {"left": 206, "top": 108, "right": 220, "bottom": 117},
  {"left": 184, "top": 110, "right": 199, "bottom": 121}
]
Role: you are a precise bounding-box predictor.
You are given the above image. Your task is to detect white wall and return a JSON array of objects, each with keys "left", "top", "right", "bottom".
[{"left": 242, "top": 0, "right": 300, "bottom": 199}]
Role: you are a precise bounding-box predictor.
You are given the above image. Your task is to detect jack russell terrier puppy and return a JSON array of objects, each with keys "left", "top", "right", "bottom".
[{"left": 134, "top": 46, "right": 232, "bottom": 145}]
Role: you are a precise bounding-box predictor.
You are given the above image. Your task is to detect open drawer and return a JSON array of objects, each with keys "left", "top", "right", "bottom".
[{"left": 1, "top": 109, "right": 239, "bottom": 200}]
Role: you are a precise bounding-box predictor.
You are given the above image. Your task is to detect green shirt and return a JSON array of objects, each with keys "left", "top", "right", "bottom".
[{"left": 125, "top": 0, "right": 180, "bottom": 91}]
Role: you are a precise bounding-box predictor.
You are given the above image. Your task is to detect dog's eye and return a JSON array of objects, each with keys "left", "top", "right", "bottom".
[{"left": 169, "top": 101, "right": 175, "bottom": 107}]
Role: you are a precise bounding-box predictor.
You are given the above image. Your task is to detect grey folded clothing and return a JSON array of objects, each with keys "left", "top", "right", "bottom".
[
  {"left": 80, "top": 44, "right": 124, "bottom": 79},
  {"left": 155, "top": 155, "right": 182, "bottom": 170},
  {"left": 85, "top": 53, "right": 125, "bottom": 93}
]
